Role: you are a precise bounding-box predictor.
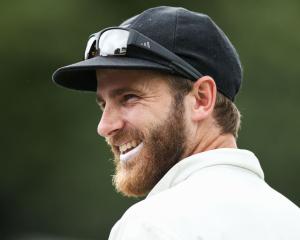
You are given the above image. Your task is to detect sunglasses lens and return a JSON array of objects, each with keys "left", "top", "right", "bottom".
[
  {"left": 98, "top": 29, "right": 129, "bottom": 56},
  {"left": 84, "top": 36, "right": 96, "bottom": 59}
]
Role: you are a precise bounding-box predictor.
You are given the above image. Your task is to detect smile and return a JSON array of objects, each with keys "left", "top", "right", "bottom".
[{"left": 119, "top": 141, "right": 143, "bottom": 162}]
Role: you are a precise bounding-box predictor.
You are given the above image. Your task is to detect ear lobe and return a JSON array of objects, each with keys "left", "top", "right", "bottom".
[{"left": 191, "top": 76, "right": 217, "bottom": 121}]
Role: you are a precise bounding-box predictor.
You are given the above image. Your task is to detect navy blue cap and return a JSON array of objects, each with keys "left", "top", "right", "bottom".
[{"left": 52, "top": 6, "right": 242, "bottom": 101}]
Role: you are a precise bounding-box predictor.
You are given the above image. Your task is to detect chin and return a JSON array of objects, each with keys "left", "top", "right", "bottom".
[{"left": 112, "top": 151, "right": 156, "bottom": 197}]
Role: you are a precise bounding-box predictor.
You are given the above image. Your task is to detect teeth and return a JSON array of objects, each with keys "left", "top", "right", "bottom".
[
  {"left": 119, "top": 140, "right": 139, "bottom": 154},
  {"left": 120, "top": 142, "right": 144, "bottom": 163}
]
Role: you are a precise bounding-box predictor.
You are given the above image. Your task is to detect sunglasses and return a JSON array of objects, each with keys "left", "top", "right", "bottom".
[{"left": 84, "top": 27, "right": 202, "bottom": 80}]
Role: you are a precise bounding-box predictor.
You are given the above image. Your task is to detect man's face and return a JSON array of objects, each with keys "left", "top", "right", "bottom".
[{"left": 96, "top": 70, "right": 188, "bottom": 197}]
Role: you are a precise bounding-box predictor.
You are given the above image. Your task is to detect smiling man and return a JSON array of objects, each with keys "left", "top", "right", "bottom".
[
  {"left": 53, "top": 6, "right": 300, "bottom": 240},
  {"left": 97, "top": 70, "right": 189, "bottom": 197}
]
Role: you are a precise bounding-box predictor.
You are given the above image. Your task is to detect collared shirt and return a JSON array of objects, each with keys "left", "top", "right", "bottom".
[{"left": 108, "top": 148, "right": 300, "bottom": 240}]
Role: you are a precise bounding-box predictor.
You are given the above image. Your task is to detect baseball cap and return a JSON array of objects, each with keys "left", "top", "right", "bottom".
[{"left": 52, "top": 6, "right": 242, "bottom": 101}]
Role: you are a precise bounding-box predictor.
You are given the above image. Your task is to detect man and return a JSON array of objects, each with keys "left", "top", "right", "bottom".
[{"left": 53, "top": 6, "right": 300, "bottom": 240}]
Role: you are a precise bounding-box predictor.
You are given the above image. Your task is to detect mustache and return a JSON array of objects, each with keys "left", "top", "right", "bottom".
[{"left": 106, "top": 128, "right": 144, "bottom": 146}]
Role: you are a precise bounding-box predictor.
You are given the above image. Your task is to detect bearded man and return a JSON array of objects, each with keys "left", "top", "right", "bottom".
[{"left": 53, "top": 6, "right": 300, "bottom": 240}]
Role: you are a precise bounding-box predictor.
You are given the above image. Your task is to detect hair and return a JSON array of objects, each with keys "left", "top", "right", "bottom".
[{"left": 165, "top": 74, "right": 241, "bottom": 139}]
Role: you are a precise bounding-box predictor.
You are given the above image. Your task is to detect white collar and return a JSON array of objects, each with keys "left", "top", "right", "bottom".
[{"left": 147, "top": 148, "right": 264, "bottom": 198}]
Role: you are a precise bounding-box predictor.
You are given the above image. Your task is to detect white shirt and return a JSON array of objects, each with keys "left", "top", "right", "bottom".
[{"left": 108, "top": 148, "right": 300, "bottom": 240}]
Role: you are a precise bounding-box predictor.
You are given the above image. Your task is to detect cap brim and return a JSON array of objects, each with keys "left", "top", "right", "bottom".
[{"left": 52, "top": 56, "right": 174, "bottom": 91}]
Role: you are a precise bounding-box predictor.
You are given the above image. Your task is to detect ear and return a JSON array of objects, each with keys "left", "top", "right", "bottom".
[{"left": 191, "top": 76, "right": 217, "bottom": 121}]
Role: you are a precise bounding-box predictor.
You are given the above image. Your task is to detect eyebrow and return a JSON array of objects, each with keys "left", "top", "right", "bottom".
[{"left": 96, "top": 87, "right": 143, "bottom": 104}]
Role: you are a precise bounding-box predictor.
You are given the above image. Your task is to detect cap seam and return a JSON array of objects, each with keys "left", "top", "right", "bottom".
[{"left": 173, "top": 8, "right": 179, "bottom": 52}]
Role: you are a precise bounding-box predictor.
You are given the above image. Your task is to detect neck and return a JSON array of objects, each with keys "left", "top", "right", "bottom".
[
  {"left": 192, "top": 133, "right": 237, "bottom": 154},
  {"left": 185, "top": 122, "right": 237, "bottom": 157}
]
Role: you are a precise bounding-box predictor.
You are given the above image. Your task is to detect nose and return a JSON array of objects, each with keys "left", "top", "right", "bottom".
[{"left": 97, "top": 105, "right": 124, "bottom": 137}]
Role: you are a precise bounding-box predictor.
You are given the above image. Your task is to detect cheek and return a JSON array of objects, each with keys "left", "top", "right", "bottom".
[
  {"left": 125, "top": 112, "right": 152, "bottom": 130},
  {"left": 123, "top": 105, "right": 169, "bottom": 128}
]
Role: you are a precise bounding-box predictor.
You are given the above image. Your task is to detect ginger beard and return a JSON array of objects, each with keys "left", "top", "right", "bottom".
[{"left": 107, "top": 93, "right": 187, "bottom": 197}]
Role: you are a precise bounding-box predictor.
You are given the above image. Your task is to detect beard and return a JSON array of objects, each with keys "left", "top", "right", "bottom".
[{"left": 107, "top": 93, "right": 187, "bottom": 197}]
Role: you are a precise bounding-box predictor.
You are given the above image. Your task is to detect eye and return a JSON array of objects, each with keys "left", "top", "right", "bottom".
[
  {"left": 122, "top": 94, "right": 139, "bottom": 104},
  {"left": 96, "top": 100, "right": 105, "bottom": 111},
  {"left": 123, "top": 94, "right": 138, "bottom": 101},
  {"left": 99, "top": 102, "right": 106, "bottom": 110}
]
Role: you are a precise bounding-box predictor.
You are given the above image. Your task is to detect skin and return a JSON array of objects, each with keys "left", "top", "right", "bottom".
[{"left": 96, "top": 69, "right": 237, "bottom": 197}]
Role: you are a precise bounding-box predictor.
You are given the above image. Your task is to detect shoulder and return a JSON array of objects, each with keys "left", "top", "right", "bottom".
[
  {"left": 109, "top": 179, "right": 217, "bottom": 240},
  {"left": 109, "top": 197, "right": 182, "bottom": 240}
]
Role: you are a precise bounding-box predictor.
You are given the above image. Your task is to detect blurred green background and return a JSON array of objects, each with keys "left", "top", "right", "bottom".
[{"left": 1, "top": 0, "right": 299, "bottom": 239}]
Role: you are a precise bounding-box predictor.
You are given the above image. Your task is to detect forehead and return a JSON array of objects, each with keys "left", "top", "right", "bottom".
[{"left": 96, "top": 69, "right": 172, "bottom": 99}]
